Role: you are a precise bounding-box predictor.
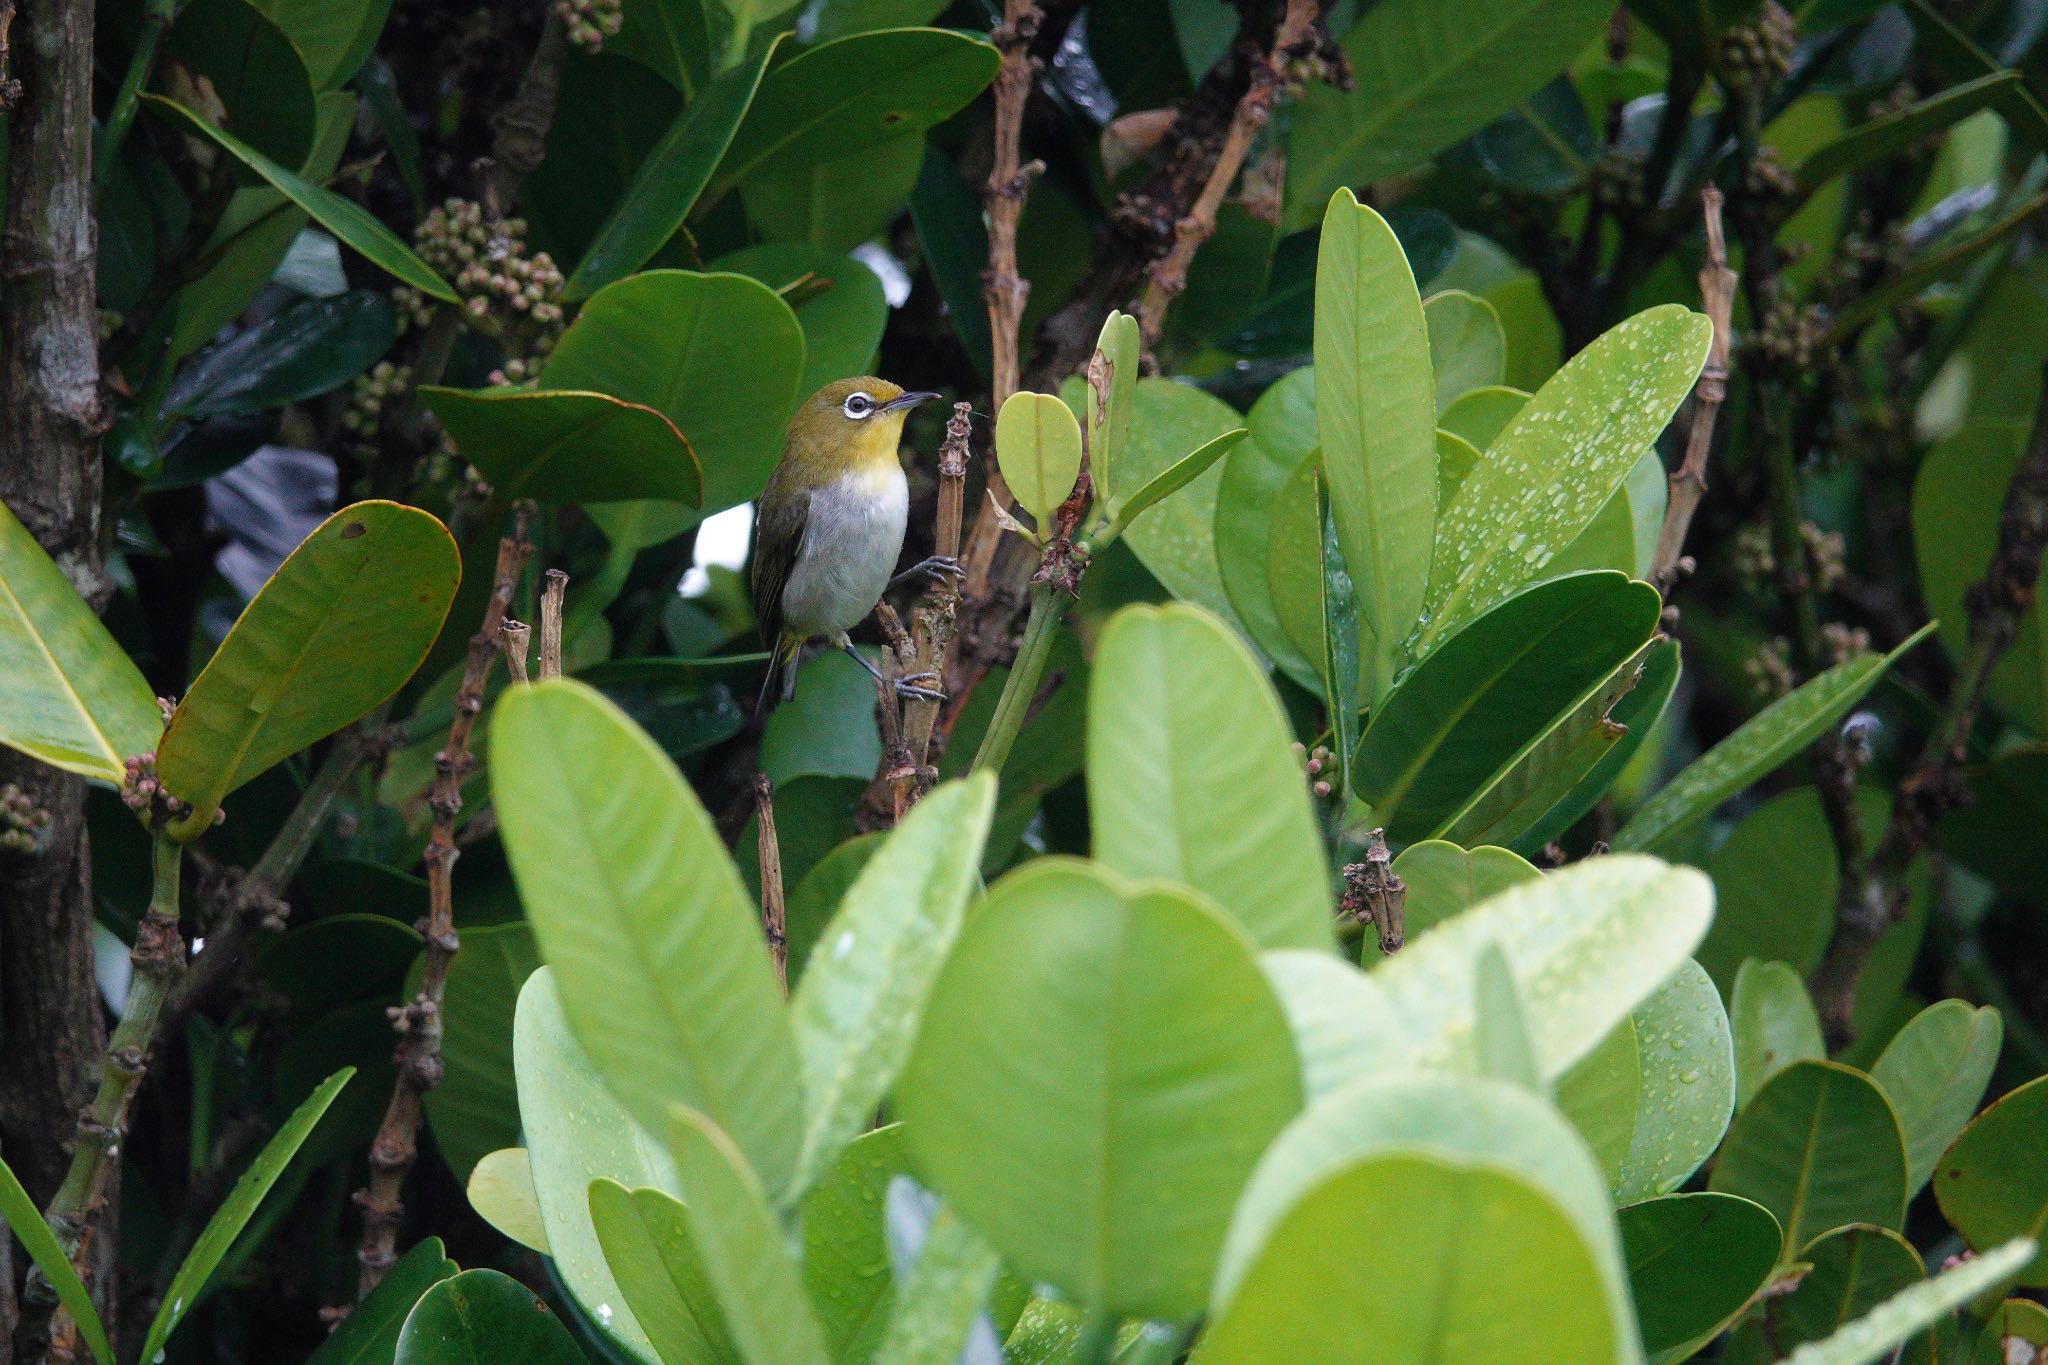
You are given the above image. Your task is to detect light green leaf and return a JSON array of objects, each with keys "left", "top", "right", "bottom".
[
  {"left": 1089, "top": 311, "right": 1141, "bottom": 509},
  {"left": 142, "top": 94, "right": 456, "bottom": 299},
  {"left": 790, "top": 775, "right": 995, "bottom": 1198},
  {"left": 1315, "top": 189, "right": 1437, "bottom": 699},
  {"left": 1709, "top": 1060, "right": 1908, "bottom": 1258},
  {"left": 492, "top": 680, "right": 802, "bottom": 1199},
  {"left": 466, "top": 1149, "right": 548, "bottom": 1254},
  {"left": 158, "top": 502, "right": 460, "bottom": 838},
  {"left": 1616, "top": 960, "right": 1735, "bottom": 1203},
  {"left": 1620, "top": 1193, "right": 1782, "bottom": 1365},
  {"left": 0, "top": 498, "right": 161, "bottom": 784},
  {"left": 1423, "top": 305, "right": 1708, "bottom": 648},
  {"left": 1087, "top": 603, "right": 1332, "bottom": 951},
  {"left": 1371, "top": 854, "right": 1713, "bottom": 1082},
  {"left": 895, "top": 860, "right": 1304, "bottom": 1321},
  {"left": 144, "top": 1068, "right": 355, "bottom": 1363},
  {"left": 1103, "top": 428, "right": 1247, "bottom": 546},
  {"left": 1783, "top": 1239, "right": 2036, "bottom": 1365},
  {"left": 1557, "top": 1016, "right": 1642, "bottom": 1184},
  {"left": 1376, "top": 838, "right": 1540, "bottom": 963},
  {"left": 1475, "top": 944, "right": 1543, "bottom": 1089},
  {"left": 419, "top": 388, "right": 704, "bottom": 505},
  {"left": 1098, "top": 378, "right": 1249, "bottom": 627},
  {"left": 0, "top": 1153, "right": 114, "bottom": 1365},
  {"left": 395, "top": 1268, "right": 584, "bottom": 1364},
  {"left": 588, "top": 1179, "right": 735, "bottom": 1365},
  {"left": 996, "top": 391, "right": 1084, "bottom": 527},
  {"left": 804, "top": 1125, "right": 908, "bottom": 1362},
  {"left": 873, "top": 1201, "right": 1002, "bottom": 1365},
  {"left": 1935, "top": 1072, "right": 2048, "bottom": 1286},
  {"left": 1731, "top": 959, "right": 1825, "bottom": 1110},
  {"left": 1870, "top": 1000, "right": 2001, "bottom": 1195},
  {"left": 1425, "top": 289, "right": 1507, "bottom": 413},
  {"left": 1438, "top": 383, "right": 1529, "bottom": 452},
  {"left": 1260, "top": 949, "right": 1403, "bottom": 1100},
  {"left": 1613, "top": 626, "right": 1936, "bottom": 852},
  {"left": 1215, "top": 367, "right": 1321, "bottom": 688}
]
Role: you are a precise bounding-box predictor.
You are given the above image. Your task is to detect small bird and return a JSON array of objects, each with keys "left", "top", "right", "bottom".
[{"left": 751, "top": 377, "right": 954, "bottom": 709}]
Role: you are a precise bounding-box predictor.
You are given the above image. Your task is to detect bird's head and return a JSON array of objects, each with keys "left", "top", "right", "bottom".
[{"left": 782, "top": 377, "right": 940, "bottom": 478}]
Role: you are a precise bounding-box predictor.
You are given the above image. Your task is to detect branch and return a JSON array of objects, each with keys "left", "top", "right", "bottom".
[
  {"left": 500, "top": 618, "right": 531, "bottom": 683},
  {"left": 1810, "top": 360, "right": 2048, "bottom": 1040},
  {"left": 753, "top": 775, "right": 788, "bottom": 994},
  {"left": 353, "top": 510, "right": 533, "bottom": 1297},
  {"left": 1651, "top": 187, "right": 1737, "bottom": 594},
  {"left": 882, "top": 402, "right": 974, "bottom": 819},
  {"left": 539, "top": 569, "right": 567, "bottom": 680},
  {"left": 1340, "top": 829, "right": 1405, "bottom": 954}
]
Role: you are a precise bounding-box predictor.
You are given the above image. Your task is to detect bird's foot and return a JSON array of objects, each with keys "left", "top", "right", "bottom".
[
  {"left": 893, "top": 669, "right": 945, "bottom": 704},
  {"left": 890, "top": 555, "right": 966, "bottom": 591}
]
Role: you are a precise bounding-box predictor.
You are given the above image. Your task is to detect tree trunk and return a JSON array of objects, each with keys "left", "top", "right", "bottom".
[{"left": 0, "top": 0, "right": 109, "bottom": 1351}]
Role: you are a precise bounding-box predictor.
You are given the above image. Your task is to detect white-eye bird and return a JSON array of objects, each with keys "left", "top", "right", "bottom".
[{"left": 750, "top": 377, "right": 954, "bottom": 707}]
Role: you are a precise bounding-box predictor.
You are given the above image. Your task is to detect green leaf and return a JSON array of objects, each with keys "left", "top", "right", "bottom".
[
  {"left": 0, "top": 1153, "right": 114, "bottom": 1365},
  {"left": 420, "top": 388, "right": 703, "bottom": 505},
  {"left": 492, "top": 679, "right": 803, "bottom": 1199},
  {"left": 704, "top": 29, "right": 998, "bottom": 211},
  {"left": 1557, "top": 1016, "right": 1642, "bottom": 1183},
  {"left": 1371, "top": 854, "right": 1712, "bottom": 1082},
  {"left": 740, "top": 129, "right": 925, "bottom": 254},
  {"left": 514, "top": 970, "right": 682, "bottom": 1362},
  {"left": 567, "top": 37, "right": 779, "bottom": 299},
  {"left": 760, "top": 650, "right": 883, "bottom": 786},
  {"left": 1422, "top": 305, "right": 1708, "bottom": 648},
  {"left": 1315, "top": 189, "right": 1437, "bottom": 698},
  {"left": 168, "top": 0, "right": 317, "bottom": 171},
  {"left": 588, "top": 1179, "right": 737, "bottom": 1365},
  {"left": 1709, "top": 1060, "right": 1908, "bottom": 1258},
  {"left": 789, "top": 775, "right": 995, "bottom": 1198},
  {"left": 1797, "top": 73, "right": 2023, "bottom": 194},
  {"left": 803, "top": 1125, "right": 908, "bottom": 1362},
  {"left": 1353, "top": 572, "right": 1661, "bottom": 842},
  {"left": 1087, "top": 603, "right": 1333, "bottom": 951},
  {"left": 1438, "top": 383, "right": 1530, "bottom": 452},
  {"left": 250, "top": 0, "right": 393, "bottom": 88},
  {"left": 1215, "top": 367, "right": 1321, "bottom": 688},
  {"left": 1475, "top": 944, "right": 1543, "bottom": 1089},
  {"left": 1613, "top": 626, "right": 1936, "bottom": 852},
  {"left": 142, "top": 95, "right": 456, "bottom": 300},
  {"left": 1088, "top": 311, "right": 1141, "bottom": 509},
  {"left": 996, "top": 391, "right": 1084, "bottom": 527},
  {"left": 1732, "top": 1224, "right": 1926, "bottom": 1360},
  {"left": 163, "top": 291, "right": 398, "bottom": 422},
  {"left": 1374, "top": 838, "right": 1540, "bottom": 963},
  {"left": 1870, "top": 1000, "right": 2002, "bottom": 1196},
  {"left": 1286, "top": 0, "right": 1616, "bottom": 228},
  {"left": 873, "top": 1200, "right": 1002, "bottom": 1365},
  {"left": 1259, "top": 949, "right": 1403, "bottom": 1100},
  {"left": 1968, "top": 1299, "right": 2048, "bottom": 1364},
  {"left": 143, "top": 1068, "right": 354, "bottom": 1362},
  {"left": 1318, "top": 476, "right": 1362, "bottom": 797},
  {"left": 1425, "top": 289, "right": 1507, "bottom": 413},
  {"left": 394, "top": 1268, "right": 584, "bottom": 1364},
  {"left": 426, "top": 922, "right": 540, "bottom": 1183},
  {"left": 1615, "top": 960, "right": 1736, "bottom": 1203},
  {"left": 306, "top": 1237, "right": 459, "bottom": 1365},
  {"left": 1207, "top": 1072, "right": 1642, "bottom": 1362},
  {"left": 0, "top": 498, "right": 161, "bottom": 783},
  {"left": 157, "top": 502, "right": 460, "bottom": 838},
  {"left": 1782, "top": 1239, "right": 2037, "bottom": 1365},
  {"left": 713, "top": 243, "right": 889, "bottom": 398},
  {"left": 466, "top": 1149, "right": 548, "bottom": 1253},
  {"left": 542, "top": 269, "right": 804, "bottom": 516},
  {"left": 1513, "top": 635, "right": 1682, "bottom": 854},
  {"left": 1099, "top": 378, "right": 1249, "bottom": 627},
  {"left": 1731, "top": 959, "right": 1825, "bottom": 1110},
  {"left": 1620, "top": 1193, "right": 1781, "bottom": 1365},
  {"left": 612, "top": 0, "right": 711, "bottom": 94},
  {"left": 1935, "top": 1072, "right": 2048, "bottom": 1286},
  {"left": 895, "top": 859, "right": 1304, "bottom": 1320},
  {"left": 1102, "top": 427, "right": 1247, "bottom": 546}
]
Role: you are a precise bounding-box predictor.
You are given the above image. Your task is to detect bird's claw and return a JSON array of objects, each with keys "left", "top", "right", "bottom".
[
  {"left": 893, "top": 669, "right": 946, "bottom": 703},
  {"left": 890, "top": 555, "right": 967, "bottom": 591}
]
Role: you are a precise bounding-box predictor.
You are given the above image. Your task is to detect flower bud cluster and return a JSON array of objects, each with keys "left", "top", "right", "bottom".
[
  {"left": 344, "top": 360, "right": 412, "bottom": 439},
  {"left": 1, "top": 783, "right": 53, "bottom": 854},
  {"left": 394, "top": 198, "right": 566, "bottom": 337},
  {"left": 556, "top": 0, "right": 623, "bottom": 53},
  {"left": 1744, "top": 636, "right": 1795, "bottom": 699},
  {"left": 1718, "top": 2, "right": 1796, "bottom": 90},
  {"left": 1293, "top": 741, "right": 1339, "bottom": 801}
]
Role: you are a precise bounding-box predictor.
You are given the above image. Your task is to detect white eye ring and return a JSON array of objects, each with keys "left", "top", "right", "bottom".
[{"left": 842, "top": 392, "right": 875, "bottom": 419}]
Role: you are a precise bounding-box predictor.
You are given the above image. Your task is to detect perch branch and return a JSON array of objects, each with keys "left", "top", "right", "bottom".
[
  {"left": 500, "top": 619, "right": 531, "bottom": 684},
  {"left": 1810, "top": 360, "right": 2048, "bottom": 1041},
  {"left": 539, "top": 569, "right": 567, "bottom": 680},
  {"left": 753, "top": 776, "right": 788, "bottom": 994},
  {"left": 1651, "top": 187, "right": 1737, "bottom": 594},
  {"left": 894, "top": 403, "right": 974, "bottom": 813},
  {"left": 353, "top": 510, "right": 532, "bottom": 1297}
]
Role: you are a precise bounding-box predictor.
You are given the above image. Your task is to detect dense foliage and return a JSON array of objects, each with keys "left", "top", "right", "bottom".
[{"left": 3, "top": 0, "right": 2048, "bottom": 1362}]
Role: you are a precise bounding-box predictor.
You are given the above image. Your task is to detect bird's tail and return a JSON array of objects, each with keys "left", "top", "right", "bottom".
[{"left": 753, "top": 633, "right": 806, "bottom": 721}]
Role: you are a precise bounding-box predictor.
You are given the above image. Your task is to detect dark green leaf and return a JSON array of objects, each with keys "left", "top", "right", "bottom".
[
  {"left": 1620, "top": 1192, "right": 1781, "bottom": 1365},
  {"left": 307, "top": 1238, "right": 459, "bottom": 1365},
  {"left": 394, "top": 1268, "right": 584, "bottom": 1364},
  {"left": 425, "top": 922, "right": 540, "bottom": 1183},
  {"left": 1935, "top": 1072, "right": 2048, "bottom": 1286},
  {"left": 166, "top": 0, "right": 316, "bottom": 170},
  {"left": 163, "top": 291, "right": 397, "bottom": 421},
  {"left": 420, "top": 387, "right": 704, "bottom": 505}
]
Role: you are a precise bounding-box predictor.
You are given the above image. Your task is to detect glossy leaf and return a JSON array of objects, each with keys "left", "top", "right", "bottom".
[
  {"left": 1613, "top": 626, "right": 1936, "bottom": 852},
  {"left": 0, "top": 1152, "right": 114, "bottom": 1365},
  {"left": 790, "top": 775, "right": 995, "bottom": 1197},
  {"left": 1709, "top": 1061, "right": 1908, "bottom": 1258},
  {"left": 1870, "top": 1000, "right": 2001, "bottom": 1195},
  {"left": 804, "top": 1126, "right": 909, "bottom": 1362},
  {"left": 1261, "top": 949, "right": 1403, "bottom": 1100},
  {"left": 163, "top": 290, "right": 398, "bottom": 421},
  {"left": 1287, "top": 0, "right": 1615, "bottom": 227},
  {"left": 466, "top": 1148, "right": 548, "bottom": 1254},
  {"left": 1615, "top": 960, "right": 1736, "bottom": 1203},
  {"left": 514, "top": 970, "right": 682, "bottom": 1362},
  {"left": 142, "top": 95, "right": 456, "bottom": 299},
  {"left": 895, "top": 860, "right": 1304, "bottom": 1320},
  {"left": 158, "top": 502, "right": 460, "bottom": 838},
  {"left": 1376, "top": 838, "right": 1540, "bottom": 962},
  {"left": 1315, "top": 189, "right": 1437, "bottom": 698},
  {"left": 421, "top": 387, "right": 703, "bottom": 505},
  {"left": 1106, "top": 379, "right": 1249, "bottom": 626},
  {"left": 1731, "top": 959, "right": 1825, "bottom": 1110},
  {"left": 587, "top": 1180, "right": 735, "bottom": 1365},
  {"left": 1353, "top": 571, "right": 1661, "bottom": 842},
  {"left": 0, "top": 499, "right": 161, "bottom": 783},
  {"left": 143, "top": 1068, "right": 355, "bottom": 1362},
  {"left": 1103, "top": 427, "right": 1247, "bottom": 545},
  {"left": 873, "top": 1197, "right": 1002, "bottom": 1365},
  {"left": 568, "top": 38, "right": 779, "bottom": 299},
  {"left": 1088, "top": 603, "right": 1332, "bottom": 951},
  {"left": 714, "top": 243, "right": 890, "bottom": 398},
  {"left": 1215, "top": 367, "right": 1321, "bottom": 687},
  {"left": 1425, "top": 289, "right": 1507, "bottom": 413},
  {"left": 1089, "top": 311, "right": 1141, "bottom": 509},
  {"left": 542, "top": 269, "right": 804, "bottom": 515},
  {"left": 306, "top": 1238, "right": 458, "bottom": 1365},
  {"left": 1935, "top": 1072, "right": 2048, "bottom": 1285},
  {"left": 1733, "top": 1224, "right": 1925, "bottom": 1359},
  {"left": 1422, "top": 305, "right": 1708, "bottom": 648},
  {"left": 1620, "top": 1193, "right": 1782, "bottom": 1365},
  {"left": 1782, "top": 1240, "right": 2036, "bottom": 1365},
  {"left": 492, "top": 680, "right": 803, "bottom": 1199},
  {"left": 996, "top": 391, "right": 1083, "bottom": 527},
  {"left": 394, "top": 1269, "right": 583, "bottom": 1364},
  {"left": 1557, "top": 1016, "right": 1641, "bottom": 1182}
]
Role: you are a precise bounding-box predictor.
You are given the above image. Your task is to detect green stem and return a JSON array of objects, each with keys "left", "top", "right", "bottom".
[
  {"left": 971, "top": 581, "right": 1069, "bottom": 775},
  {"left": 91, "top": 0, "right": 177, "bottom": 196}
]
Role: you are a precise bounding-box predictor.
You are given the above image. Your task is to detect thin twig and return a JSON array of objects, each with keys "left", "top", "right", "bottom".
[
  {"left": 1134, "top": 0, "right": 1317, "bottom": 346},
  {"left": 897, "top": 404, "right": 974, "bottom": 810},
  {"left": 1651, "top": 187, "right": 1737, "bottom": 594},
  {"left": 353, "top": 510, "right": 533, "bottom": 1297},
  {"left": 539, "top": 569, "right": 567, "bottom": 680},
  {"left": 1810, "top": 361, "right": 2048, "bottom": 1040},
  {"left": 753, "top": 775, "right": 788, "bottom": 994},
  {"left": 500, "top": 619, "right": 531, "bottom": 684},
  {"left": 1341, "top": 830, "right": 1406, "bottom": 955}
]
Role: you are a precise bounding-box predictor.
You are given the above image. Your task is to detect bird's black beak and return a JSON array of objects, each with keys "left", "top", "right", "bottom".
[{"left": 881, "top": 390, "right": 942, "bottom": 414}]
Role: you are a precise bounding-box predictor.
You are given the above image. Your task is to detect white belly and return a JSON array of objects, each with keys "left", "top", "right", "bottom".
[{"left": 781, "top": 463, "right": 909, "bottom": 638}]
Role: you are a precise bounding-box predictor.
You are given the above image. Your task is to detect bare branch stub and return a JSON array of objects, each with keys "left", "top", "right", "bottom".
[
  {"left": 754, "top": 775, "right": 789, "bottom": 994},
  {"left": 538, "top": 568, "right": 567, "bottom": 680},
  {"left": 1341, "top": 830, "right": 1406, "bottom": 955},
  {"left": 1651, "top": 186, "right": 1738, "bottom": 595},
  {"left": 500, "top": 618, "right": 531, "bottom": 684}
]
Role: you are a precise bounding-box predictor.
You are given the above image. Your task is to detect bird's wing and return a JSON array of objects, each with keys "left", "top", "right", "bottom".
[{"left": 750, "top": 476, "right": 810, "bottom": 650}]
